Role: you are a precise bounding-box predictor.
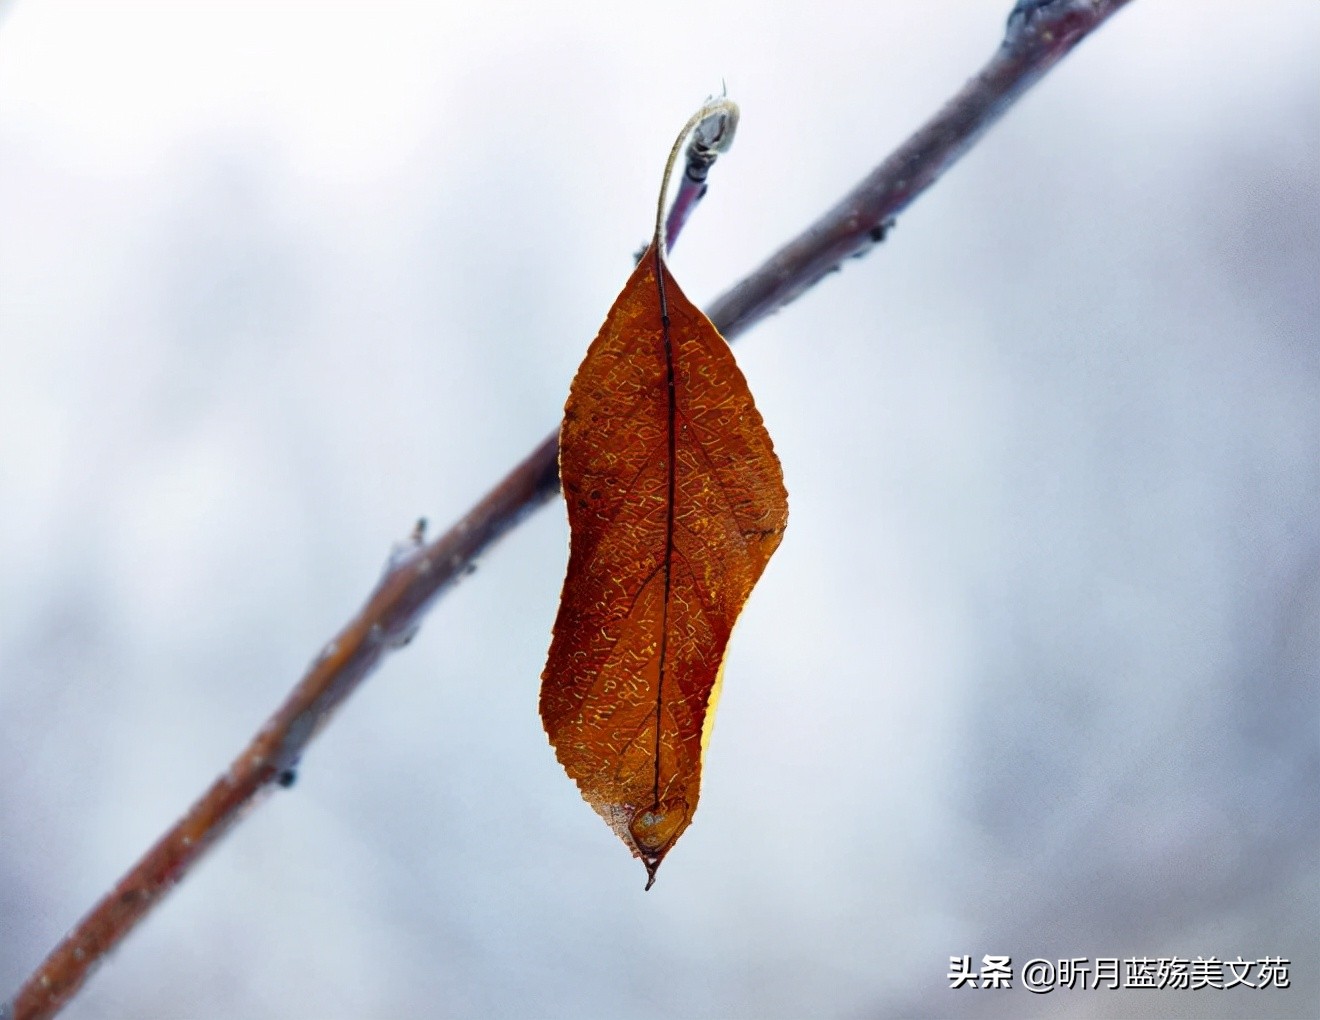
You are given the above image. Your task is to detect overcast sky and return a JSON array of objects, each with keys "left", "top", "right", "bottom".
[{"left": 2, "top": 2, "right": 1318, "bottom": 1018}]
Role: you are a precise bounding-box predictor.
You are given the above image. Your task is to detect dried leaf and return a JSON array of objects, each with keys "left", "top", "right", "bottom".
[{"left": 541, "top": 112, "right": 787, "bottom": 887}]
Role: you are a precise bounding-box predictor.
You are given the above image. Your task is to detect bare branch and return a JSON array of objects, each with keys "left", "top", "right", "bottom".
[
  {"left": 4, "top": 2, "right": 1133, "bottom": 1017},
  {"left": 664, "top": 98, "right": 740, "bottom": 251},
  {"left": 709, "top": 0, "right": 1136, "bottom": 339}
]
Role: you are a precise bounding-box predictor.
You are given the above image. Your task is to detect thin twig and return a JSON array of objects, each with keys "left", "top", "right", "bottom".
[
  {"left": 4, "top": 3, "right": 1133, "bottom": 1017},
  {"left": 663, "top": 99, "right": 739, "bottom": 251}
]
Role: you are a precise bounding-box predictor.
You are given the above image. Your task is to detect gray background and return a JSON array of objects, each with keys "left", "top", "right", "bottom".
[{"left": 1, "top": 2, "right": 1317, "bottom": 1017}]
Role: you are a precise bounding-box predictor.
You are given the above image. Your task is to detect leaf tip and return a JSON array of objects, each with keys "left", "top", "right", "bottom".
[{"left": 628, "top": 798, "right": 688, "bottom": 890}]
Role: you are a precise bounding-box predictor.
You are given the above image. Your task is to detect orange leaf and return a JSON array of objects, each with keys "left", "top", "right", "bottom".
[{"left": 541, "top": 109, "right": 787, "bottom": 887}]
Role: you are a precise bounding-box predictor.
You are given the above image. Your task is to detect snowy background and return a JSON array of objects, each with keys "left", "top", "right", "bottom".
[{"left": 1, "top": 2, "right": 1317, "bottom": 1017}]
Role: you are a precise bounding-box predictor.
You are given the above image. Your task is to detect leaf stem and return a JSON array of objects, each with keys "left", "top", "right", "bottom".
[{"left": 656, "top": 97, "right": 740, "bottom": 256}]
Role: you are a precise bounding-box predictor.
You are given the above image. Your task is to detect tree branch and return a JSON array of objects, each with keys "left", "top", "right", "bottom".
[
  {"left": 663, "top": 98, "right": 739, "bottom": 252},
  {"left": 4, "top": 2, "right": 1133, "bottom": 1017}
]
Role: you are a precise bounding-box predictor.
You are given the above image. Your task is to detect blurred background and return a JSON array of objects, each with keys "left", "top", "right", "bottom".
[{"left": 1, "top": 2, "right": 1317, "bottom": 1017}]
